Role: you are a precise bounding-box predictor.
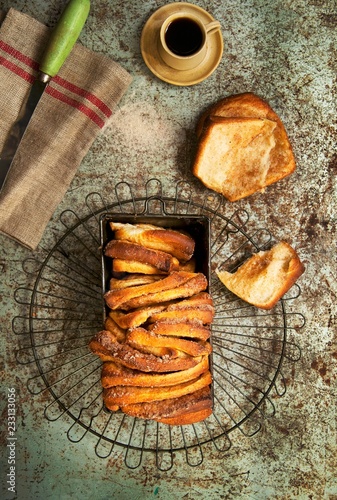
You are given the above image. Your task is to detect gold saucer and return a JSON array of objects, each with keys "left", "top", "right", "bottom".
[{"left": 140, "top": 2, "right": 223, "bottom": 86}]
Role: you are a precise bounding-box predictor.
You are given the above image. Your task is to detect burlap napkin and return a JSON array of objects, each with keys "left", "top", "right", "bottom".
[{"left": 0, "top": 8, "right": 132, "bottom": 249}]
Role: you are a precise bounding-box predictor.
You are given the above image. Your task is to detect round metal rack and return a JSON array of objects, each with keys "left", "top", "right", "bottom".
[{"left": 13, "top": 179, "right": 305, "bottom": 470}]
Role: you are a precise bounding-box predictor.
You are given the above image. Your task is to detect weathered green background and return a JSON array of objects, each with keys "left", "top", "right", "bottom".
[{"left": 1, "top": 0, "right": 336, "bottom": 498}]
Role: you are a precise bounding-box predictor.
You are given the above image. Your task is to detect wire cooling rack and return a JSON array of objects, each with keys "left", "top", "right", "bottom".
[{"left": 13, "top": 179, "right": 305, "bottom": 470}]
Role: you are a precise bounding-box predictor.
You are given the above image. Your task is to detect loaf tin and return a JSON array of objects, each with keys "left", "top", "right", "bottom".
[{"left": 99, "top": 213, "right": 211, "bottom": 321}]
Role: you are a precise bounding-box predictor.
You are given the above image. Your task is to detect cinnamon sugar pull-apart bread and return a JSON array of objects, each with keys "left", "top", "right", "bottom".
[
  {"left": 192, "top": 93, "right": 296, "bottom": 201},
  {"left": 89, "top": 219, "right": 213, "bottom": 425},
  {"left": 216, "top": 241, "right": 304, "bottom": 310}
]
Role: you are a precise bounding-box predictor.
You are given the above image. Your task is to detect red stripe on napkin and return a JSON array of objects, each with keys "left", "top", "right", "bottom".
[
  {"left": 0, "top": 40, "right": 39, "bottom": 70},
  {"left": 0, "top": 54, "right": 34, "bottom": 83},
  {"left": 53, "top": 76, "right": 112, "bottom": 118},
  {"left": 0, "top": 54, "right": 105, "bottom": 127},
  {"left": 0, "top": 40, "right": 112, "bottom": 120},
  {"left": 46, "top": 86, "right": 105, "bottom": 128}
]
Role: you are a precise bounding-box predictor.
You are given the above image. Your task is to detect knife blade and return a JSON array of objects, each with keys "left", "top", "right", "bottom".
[{"left": 0, "top": 0, "right": 90, "bottom": 191}]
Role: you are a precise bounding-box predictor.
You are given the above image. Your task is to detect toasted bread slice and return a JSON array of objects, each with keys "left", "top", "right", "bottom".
[
  {"left": 194, "top": 117, "right": 277, "bottom": 201},
  {"left": 112, "top": 259, "right": 168, "bottom": 275},
  {"left": 120, "top": 386, "right": 212, "bottom": 423},
  {"left": 104, "top": 271, "right": 196, "bottom": 310},
  {"left": 89, "top": 330, "right": 200, "bottom": 372},
  {"left": 148, "top": 320, "right": 211, "bottom": 341},
  {"left": 105, "top": 240, "right": 180, "bottom": 273},
  {"left": 148, "top": 293, "right": 214, "bottom": 324},
  {"left": 126, "top": 328, "right": 212, "bottom": 357},
  {"left": 156, "top": 407, "right": 212, "bottom": 425},
  {"left": 110, "top": 274, "right": 162, "bottom": 289},
  {"left": 109, "top": 222, "right": 195, "bottom": 262},
  {"left": 120, "top": 273, "right": 208, "bottom": 311},
  {"left": 165, "top": 292, "right": 214, "bottom": 309},
  {"left": 193, "top": 93, "right": 296, "bottom": 201},
  {"left": 216, "top": 241, "right": 304, "bottom": 309},
  {"left": 108, "top": 304, "right": 168, "bottom": 329},
  {"left": 103, "top": 371, "right": 211, "bottom": 406},
  {"left": 178, "top": 257, "right": 196, "bottom": 272},
  {"left": 101, "top": 356, "right": 209, "bottom": 388},
  {"left": 104, "top": 316, "right": 126, "bottom": 343},
  {"left": 196, "top": 92, "right": 281, "bottom": 137},
  {"left": 149, "top": 305, "right": 214, "bottom": 325}
]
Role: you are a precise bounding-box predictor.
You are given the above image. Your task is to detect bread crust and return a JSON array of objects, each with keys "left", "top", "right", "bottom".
[
  {"left": 104, "top": 316, "right": 126, "bottom": 343},
  {"left": 156, "top": 407, "right": 213, "bottom": 425},
  {"left": 120, "top": 386, "right": 212, "bottom": 424},
  {"left": 164, "top": 292, "right": 214, "bottom": 308},
  {"left": 112, "top": 259, "right": 168, "bottom": 275},
  {"left": 193, "top": 92, "right": 296, "bottom": 201},
  {"left": 104, "top": 271, "right": 196, "bottom": 310},
  {"left": 216, "top": 241, "right": 304, "bottom": 309},
  {"left": 148, "top": 320, "right": 211, "bottom": 341},
  {"left": 149, "top": 306, "right": 214, "bottom": 325},
  {"left": 196, "top": 92, "right": 280, "bottom": 137},
  {"left": 107, "top": 293, "right": 213, "bottom": 329},
  {"left": 110, "top": 222, "right": 195, "bottom": 262},
  {"left": 108, "top": 304, "right": 168, "bottom": 329},
  {"left": 89, "top": 329, "right": 201, "bottom": 372},
  {"left": 103, "top": 371, "right": 212, "bottom": 406},
  {"left": 105, "top": 240, "right": 180, "bottom": 273},
  {"left": 112, "top": 259, "right": 196, "bottom": 275},
  {"left": 101, "top": 355, "right": 209, "bottom": 388},
  {"left": 126, "top": 327, "right": 212, "bottom": 357},
  {"left": 110, "top": 274, "right": 162, "bottom": 289},
  {"left": 118, "top": 272, "right": 208, "bottom": 311}
]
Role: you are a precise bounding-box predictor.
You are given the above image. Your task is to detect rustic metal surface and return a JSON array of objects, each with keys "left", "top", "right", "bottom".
[{"left": 1, "top": 0, "right": 336, "bottom": 499}]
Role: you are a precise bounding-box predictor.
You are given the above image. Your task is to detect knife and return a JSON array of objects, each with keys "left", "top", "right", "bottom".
[{"left": 0, "top": 0, "right": 90, "bottom": 191}]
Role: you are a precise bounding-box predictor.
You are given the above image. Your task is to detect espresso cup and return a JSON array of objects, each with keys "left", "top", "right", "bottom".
[{"left": 158, "top": 13, "right": 221, "bottom": 70}]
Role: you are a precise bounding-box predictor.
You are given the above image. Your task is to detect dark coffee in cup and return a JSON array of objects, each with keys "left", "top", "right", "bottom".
[
  {"left": 165, "top": 17, "right": 204, "bottom": 56},
  {"left": 158, "top": 12, "right": 221, "bottom": 71}
]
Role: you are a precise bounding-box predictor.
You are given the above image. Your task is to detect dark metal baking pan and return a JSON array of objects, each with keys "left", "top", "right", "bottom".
[{"left": 99, "top": 213, "right": 211, "bottom": 322}]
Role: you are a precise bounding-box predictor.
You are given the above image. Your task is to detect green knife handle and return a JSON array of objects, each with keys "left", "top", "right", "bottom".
[{"left": 39, "top": 0, "right": 90, "bottom": 78}]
